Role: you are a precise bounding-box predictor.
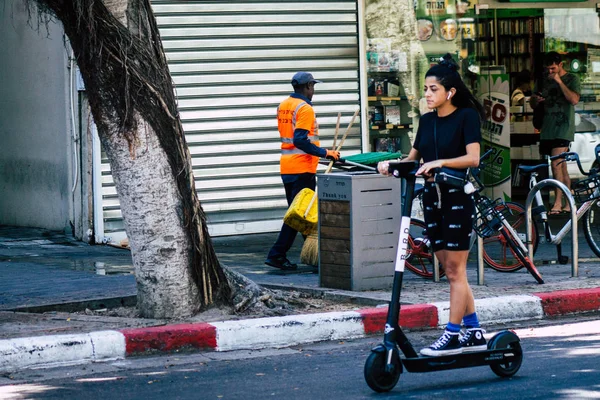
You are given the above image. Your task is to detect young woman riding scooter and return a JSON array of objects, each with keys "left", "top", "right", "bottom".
[{"left": 378, "top": 54, "right": 486, "bottom": 356}]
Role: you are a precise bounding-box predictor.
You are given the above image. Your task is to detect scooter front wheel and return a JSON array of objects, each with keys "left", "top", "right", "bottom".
[{"left": 364, "top": 350, "right": 401, "bottom": 392}]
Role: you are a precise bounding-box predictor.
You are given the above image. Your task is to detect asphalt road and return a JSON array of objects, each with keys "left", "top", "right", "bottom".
[{"left": 2, "top": 315, "right": 599, "bottom": 400}]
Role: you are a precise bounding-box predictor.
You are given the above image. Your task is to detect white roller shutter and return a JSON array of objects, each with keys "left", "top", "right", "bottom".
[{"left": 97, "top": 0, "right": 362, "bottom": 241}]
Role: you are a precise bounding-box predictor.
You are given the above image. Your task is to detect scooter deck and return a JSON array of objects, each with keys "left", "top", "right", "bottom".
[{"left": 402, "top": 347, "right": 522, "bottom": 373}]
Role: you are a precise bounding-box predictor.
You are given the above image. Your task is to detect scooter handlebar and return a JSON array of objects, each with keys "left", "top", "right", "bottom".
[{"left": 388, "top": 160, "right": 420, "bottom": 179}]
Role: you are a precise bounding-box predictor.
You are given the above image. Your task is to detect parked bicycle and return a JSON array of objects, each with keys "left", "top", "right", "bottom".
[
  {"left": 471, "top": 150, "right": 544, "bottom": 283},
  {"left": 483, "top": 147, "right": 600, "bottom": 271}
]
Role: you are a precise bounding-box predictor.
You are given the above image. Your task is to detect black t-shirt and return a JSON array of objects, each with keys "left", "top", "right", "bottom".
[{"left": 413, "top": 108, "right": 481, "bottom": 164}]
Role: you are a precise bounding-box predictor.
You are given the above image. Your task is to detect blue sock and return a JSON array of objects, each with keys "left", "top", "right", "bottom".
[
  {"left": 446, "top": 322, "right": 461, "bottom": 333},
  {"left": 462, "top": 312, "right": 480, "bottom": 329}
]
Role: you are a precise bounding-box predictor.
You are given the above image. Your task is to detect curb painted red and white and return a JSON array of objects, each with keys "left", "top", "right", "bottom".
[{"left": 1, "top": 288, "right": 599, "bottom": 373}]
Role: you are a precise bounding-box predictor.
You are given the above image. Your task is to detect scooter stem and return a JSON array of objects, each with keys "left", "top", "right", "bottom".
[{"left": 382, "top": 161, "right": 420, "bottom": 358}]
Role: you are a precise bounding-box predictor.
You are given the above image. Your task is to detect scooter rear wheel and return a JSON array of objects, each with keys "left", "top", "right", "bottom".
[
  {"left": 490, "top": 340, "right": 523, "bottom": 377},
  {"left": 364, "top": 350, "right": 401, "bottom": 392}
]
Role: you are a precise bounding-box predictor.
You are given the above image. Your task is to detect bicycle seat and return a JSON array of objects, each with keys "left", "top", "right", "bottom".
[{"left": 517, "top": 164, "right": 548, "bottom": 175}]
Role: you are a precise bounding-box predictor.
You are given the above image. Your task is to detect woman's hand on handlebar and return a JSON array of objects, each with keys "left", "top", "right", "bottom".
[
  {"left": 416, "top": 160, "right": 442, "bottom": 178},
  {"left": 377, "top": 160, "right": 393, "bottom": 175},
  {"left": 378, "top": 149, "right": 421, "bottom": 176},
  {"left": 377, "top": 158, "right": 418, "bottom": 176}
]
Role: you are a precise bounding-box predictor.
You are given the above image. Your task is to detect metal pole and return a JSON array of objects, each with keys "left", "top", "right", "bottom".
[
  {"left": 570, "top": 193, "right": 578, "bottom": 277},
  {"left": 477, "top": 235, "right": 484, "bottom": 285},
  {"left": 525, "top": 178, "right": 578, "bottom": 277},
  {"left": 433, "top": 254, "right": 440, "bottom": 282}
]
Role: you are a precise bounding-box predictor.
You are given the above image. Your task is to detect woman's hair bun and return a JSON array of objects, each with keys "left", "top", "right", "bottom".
[{"left": 439, "top": 53, "right": 459, "bottom": 72}]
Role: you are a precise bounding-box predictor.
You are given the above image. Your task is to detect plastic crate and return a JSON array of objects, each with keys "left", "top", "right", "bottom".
[{"left": 283, "top": 188, "right": 318, "bottom": 235}]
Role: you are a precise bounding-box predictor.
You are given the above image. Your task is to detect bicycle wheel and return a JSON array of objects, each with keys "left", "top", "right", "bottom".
[
  {"left": 482, "top": 202, "right": 539, "bottom": 272},
  {"left": 500, "top": 229, "right": 544, "bottom": 284},
  {"left": 583, "top": 202, "right": 600, "bottom": 258},
  {"left": 405, "top": 219, "right": 444, "bottom": 279}
]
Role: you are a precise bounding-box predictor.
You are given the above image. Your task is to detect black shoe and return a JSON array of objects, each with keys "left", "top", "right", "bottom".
[
  {"left": 265, "top": 257, "right": 298, "bottom": 271},
  {"left": 459, "top": 328, "right": 487, "bottom": 352},
  {"left": 420, "top": 331, "right": 462, "bottom": 356}
]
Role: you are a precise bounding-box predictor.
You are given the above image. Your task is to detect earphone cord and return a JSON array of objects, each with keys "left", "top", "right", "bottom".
[{"left": 434, "top": 115, "right": 442, "bottom": 209}]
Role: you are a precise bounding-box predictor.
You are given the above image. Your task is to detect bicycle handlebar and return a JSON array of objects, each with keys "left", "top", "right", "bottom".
[
  {"left": 431, "top": 148, "right": 495, "bottom": 175},
  {"left": 480, "top": 148, "right": 494, "bottom": 163},
  {"left": 550, "top": 151, "right": 589, "bottom": 176},
  {"left": 468, "top": 148, "right": 496, "bottom": 192}
]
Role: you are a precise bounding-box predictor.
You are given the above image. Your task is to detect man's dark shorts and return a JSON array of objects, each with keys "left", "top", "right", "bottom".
[{"left": 540, "top": 139, "right": 571, "bottom": 156}]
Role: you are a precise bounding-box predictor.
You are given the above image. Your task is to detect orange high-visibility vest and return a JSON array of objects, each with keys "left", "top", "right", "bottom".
[{"left": 278, "top": 96, "right": 320, "bottom": 175}]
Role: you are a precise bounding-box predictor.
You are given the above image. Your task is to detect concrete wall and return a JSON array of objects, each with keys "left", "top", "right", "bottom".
[{"left": 0, "top": 1, "right": 73, "bottom": 231}]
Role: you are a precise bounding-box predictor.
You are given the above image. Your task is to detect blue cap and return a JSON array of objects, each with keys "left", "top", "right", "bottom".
[{"left": 291, "top": 71, "right": 323, "bottom": 86}]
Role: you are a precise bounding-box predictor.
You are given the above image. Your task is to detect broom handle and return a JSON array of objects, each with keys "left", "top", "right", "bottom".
[
  {"left": 304, "top": 191, "right": 319, "bottom": 219},
  {"left": 335, "top": 108, "right": 359, "bottom": 152},
  {"left": 324, "top": 109, "right": 357, "bottom": 175},
  {"left": 340, "top": 159, "right": 376, "bottom": 171},
  {"left": 302, "top": 109, "right": 359, "bottom": 219},
  {"left": 332, "top": 112, "right": 341, "bottom": 149}
]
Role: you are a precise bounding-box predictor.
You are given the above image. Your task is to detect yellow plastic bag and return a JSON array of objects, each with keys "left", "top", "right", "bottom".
[{"left": 283, "top": 188, "right": 318, "bottom": 235}]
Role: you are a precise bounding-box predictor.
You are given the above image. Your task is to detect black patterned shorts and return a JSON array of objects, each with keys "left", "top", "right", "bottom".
[{"left": 422, "top": 181, "right": 475, "bottom": 252}]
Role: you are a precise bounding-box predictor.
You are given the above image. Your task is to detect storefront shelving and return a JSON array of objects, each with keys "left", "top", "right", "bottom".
[
  {"left": 366, "top": 70, "right": 412, "bottom": 154},
  {"left": 471, "top": 9, "right": 544, "bottom": 89}
]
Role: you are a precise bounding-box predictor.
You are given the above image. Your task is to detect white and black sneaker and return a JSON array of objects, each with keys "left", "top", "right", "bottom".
[
  {"left": 459, "top": 328, "right": 487, "bottom": 352},
  {"left": 420, "top": 331, "right": 462, "bottom": 356}
]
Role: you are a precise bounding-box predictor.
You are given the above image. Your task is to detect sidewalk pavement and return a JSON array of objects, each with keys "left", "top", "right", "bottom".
[{"left": 1, "top": 225, "right": 599, "bottom": 373}]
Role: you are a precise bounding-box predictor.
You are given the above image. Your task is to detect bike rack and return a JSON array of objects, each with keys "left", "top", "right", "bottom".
[
  {"left": 477, "top": 236, "right": 485, "bottom": 285},
  {"left": 433, "top": 256, "right": 440, "bottom": 282},
  {"left": 525, "top": 179, "right": 578, "bottom": 277}
]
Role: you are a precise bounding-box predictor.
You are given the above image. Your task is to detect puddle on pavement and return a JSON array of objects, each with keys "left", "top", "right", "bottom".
[
  {"left": 1, "top": 257, "right": 134, "bottom": 276},
  {"left": 91, "top": 261, "right": 134, "bottom": 275}
]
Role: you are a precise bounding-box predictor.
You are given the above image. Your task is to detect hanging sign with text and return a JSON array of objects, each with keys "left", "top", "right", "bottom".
[{"left": 478, "top": 74, "right": 511, "bottom": 201}]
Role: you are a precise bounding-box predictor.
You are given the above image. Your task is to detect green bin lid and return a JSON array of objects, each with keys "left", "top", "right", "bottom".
[{"left": 344, "top": 152, "right": 403, "bottom": 166}]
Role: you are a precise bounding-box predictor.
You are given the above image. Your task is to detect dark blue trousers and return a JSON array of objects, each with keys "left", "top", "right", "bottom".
[{"left": 267, "top": 173, "right": 316, "bottom": 260}]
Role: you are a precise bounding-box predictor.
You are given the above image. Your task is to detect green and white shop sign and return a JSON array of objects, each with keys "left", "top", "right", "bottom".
[{"left": 479, "top": 74, "right": 511, "bottom": 201}]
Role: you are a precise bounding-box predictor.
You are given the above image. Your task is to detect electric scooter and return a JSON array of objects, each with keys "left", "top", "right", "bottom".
[{"left": 363, "top": 160, "right": 523, "bottom": 393}]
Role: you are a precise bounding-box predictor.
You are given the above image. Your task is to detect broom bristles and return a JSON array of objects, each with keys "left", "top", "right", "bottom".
[{"left": 300, "top": 230, "right": 319, "bottom": 267}]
